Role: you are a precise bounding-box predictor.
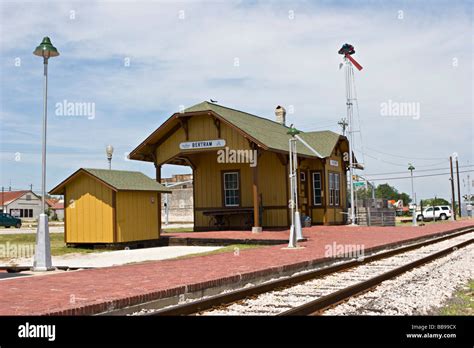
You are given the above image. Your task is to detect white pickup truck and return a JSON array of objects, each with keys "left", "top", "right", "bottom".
[{"left": 416, "top": 206, "right": 452, "bottom": 221}]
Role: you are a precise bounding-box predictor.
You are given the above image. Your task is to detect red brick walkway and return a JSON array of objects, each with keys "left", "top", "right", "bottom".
[
  {"left": 1, "top": 220, "right": 473, "bottom": 315},
  {"left": 167, "top": 230, "right": 289, "bottom": 240}
]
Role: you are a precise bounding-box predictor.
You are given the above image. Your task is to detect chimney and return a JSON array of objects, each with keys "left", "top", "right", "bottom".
[{"left": 275, "top": 105, "right": 286, "bottom": 126}]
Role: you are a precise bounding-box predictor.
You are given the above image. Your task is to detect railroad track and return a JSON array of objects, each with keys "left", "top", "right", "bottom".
[{"left": 138, "top": 228, "right": 474, "bottom": 316}]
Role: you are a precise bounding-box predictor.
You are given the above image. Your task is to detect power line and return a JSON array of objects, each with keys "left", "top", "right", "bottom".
[
  {"left": 360, "top": 152, "right": 448, "bottom": 168},
  {"left": 363, "top": 146, "right": 447, "bottom": 161},
  {"left": 365, "top": 164, "right": 474, "bottom": 176},
  {"left": 302, "top": 123, "right": 340, "bottom": 132},
  {"left": 370, "top": 169, "right": 474, "bottom": 181}
]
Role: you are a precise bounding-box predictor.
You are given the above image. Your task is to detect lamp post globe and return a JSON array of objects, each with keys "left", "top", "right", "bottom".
[
  {"left": 33, "top": 37, "right": 59, "bottom": 271},
  {"left": 106, "top": 145, "right": 114, "bottom": 170}
]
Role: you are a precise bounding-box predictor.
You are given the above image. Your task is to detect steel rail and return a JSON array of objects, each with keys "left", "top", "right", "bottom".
[
  {"left": 279, "top": 238, "right": 473, "bottom": 316},
  {"left": 147, "top": 227, "right": 473, "bottom": 316}
]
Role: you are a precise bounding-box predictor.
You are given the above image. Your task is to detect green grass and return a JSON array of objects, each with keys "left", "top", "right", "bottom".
[
  {"left": 438, "top": 280, "right": 474, "bottom": 315},
  {"left": 171, "top": 243, "right": 263, "bottom": 260},
  {"left": 0, "top": 233, "right": 104, "bottom": 261}
]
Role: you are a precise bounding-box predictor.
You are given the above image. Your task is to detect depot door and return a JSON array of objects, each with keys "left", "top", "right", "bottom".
[{"left": 299, "top": 169, "right": 310, "bottom": 217}]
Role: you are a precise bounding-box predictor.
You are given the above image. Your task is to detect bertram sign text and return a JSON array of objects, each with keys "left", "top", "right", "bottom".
[{"left": 179, "top": 139, "right": 226, "bottom": 150}]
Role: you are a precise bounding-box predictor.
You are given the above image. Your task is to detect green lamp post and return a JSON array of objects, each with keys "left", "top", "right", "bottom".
[
  {"left": 408, "top": 163, "right": 417, "bottom": 227},
  {"left": 32, "top": 37, "right": 59, "bottom": 271}
]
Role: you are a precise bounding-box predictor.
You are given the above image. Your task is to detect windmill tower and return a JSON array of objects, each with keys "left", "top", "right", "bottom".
[{"left": 338, "top": 43, "right": 363, "bottom": 225}]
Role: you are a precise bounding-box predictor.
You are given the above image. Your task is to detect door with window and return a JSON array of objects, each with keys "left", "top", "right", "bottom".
[{"left": 299, "top": 170, "right": 310, "bottom": 217}]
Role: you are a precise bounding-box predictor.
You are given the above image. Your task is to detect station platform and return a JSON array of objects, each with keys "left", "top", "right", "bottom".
[
  {"left": 0, "top": 220, "right": 473, "bottom": 315},
  {"left": 163, "top": 230, "right": 289, "bottom": 246}
]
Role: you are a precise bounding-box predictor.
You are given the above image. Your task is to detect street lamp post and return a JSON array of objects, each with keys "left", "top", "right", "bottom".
[
  {"left": 33, "top": 37, "right": 59, "bottom": 271},
  {"left": 106, "top": 145, "right": 114, "bottom": 170},
  {"left": 408, "top": 163, "right": 417, "bottom": 227}
]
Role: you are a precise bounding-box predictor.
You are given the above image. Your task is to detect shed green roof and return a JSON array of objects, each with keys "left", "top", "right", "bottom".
[
  {"left": 49, "top": 168, "right": 171, "bottom": 194},
  {"left": 185, "top": 101, "right": 343, "bottom": 158}
]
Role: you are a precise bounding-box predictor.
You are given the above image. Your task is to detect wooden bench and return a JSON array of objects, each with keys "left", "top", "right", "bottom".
[{"left": 202, "top": 208, "right": 254, "bottom": 230}]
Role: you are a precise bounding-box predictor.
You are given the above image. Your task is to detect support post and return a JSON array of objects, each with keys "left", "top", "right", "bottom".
[
  {"left": 288, "top": 139, "right": 296, "bottom": 248},
  {"left": 155, "top": 163, "right": 162, "bottom": 236},
  {"left": 450, "top": 156, "right": 456, "bottom": 220},
  {"left": 456, "top": 157, "right": 461, "bottom": 218},
  {"left": 33, "top": 57, "right": 54, "bottom": 271},
  {"left": 252, "top": 163, "right": 262, "bottom": 233}
]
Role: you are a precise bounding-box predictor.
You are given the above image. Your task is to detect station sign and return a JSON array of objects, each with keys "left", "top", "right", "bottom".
[{"left": 179, "top": 139, "right": 226, "bottom": 150}]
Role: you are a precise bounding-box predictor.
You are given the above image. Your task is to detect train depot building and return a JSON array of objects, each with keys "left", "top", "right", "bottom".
[{"left": 129, "top": 101, "right": 351, "bottom": 231}]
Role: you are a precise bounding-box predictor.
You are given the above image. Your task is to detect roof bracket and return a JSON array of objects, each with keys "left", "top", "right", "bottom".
[
  {"left": 178, "top": 118, "right": 189, "bottom": 141},
  {"left": 212, "top": 117, "right": 221, "bottom": 138}
]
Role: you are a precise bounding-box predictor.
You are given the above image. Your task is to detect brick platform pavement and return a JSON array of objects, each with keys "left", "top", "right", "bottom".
[
  {"left": 164, "top": 229, "right": 289, "bottom": 246},
  {"left": 0, "top": 220, "right": 473, "bottom": 315}
]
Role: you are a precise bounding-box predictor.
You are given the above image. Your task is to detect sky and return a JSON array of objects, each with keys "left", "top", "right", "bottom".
[{"left": 0, "top": 0, "right": 472, "bottom": 202}]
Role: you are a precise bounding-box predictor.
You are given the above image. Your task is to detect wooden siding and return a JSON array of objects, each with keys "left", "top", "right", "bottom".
[
  {"left": 116, "top": 191, "right": 160, "bottom": 242},
  {"left": 192, "top": 150, "right": 288, "bottom": 228},
  {"left": 64, "top": 173, "right": 114, "bottom": 243},
  {"left": 152, "top": 113, "right": 348, "bottom": 228}
]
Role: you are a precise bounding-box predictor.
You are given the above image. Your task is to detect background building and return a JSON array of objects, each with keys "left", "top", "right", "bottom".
[
  {"left": 47, "top": 198, "right": 64, "bottom": 221},
  {"left": 161, "top": 174, "right": 193, "bottom": 224},
  {"left": 0, "top": 190, "right": 47, "bottom": 220}
]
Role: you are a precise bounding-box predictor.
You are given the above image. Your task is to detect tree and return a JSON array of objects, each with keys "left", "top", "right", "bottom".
[
  {"left": 421, "top": 198, "right": 450, "bottom": 207},
  {"left": 354, "top": 186, "right": 373, "bottom": 201},
  {"left": 375, "top": 183, "right": 411, "bottom": 206}
]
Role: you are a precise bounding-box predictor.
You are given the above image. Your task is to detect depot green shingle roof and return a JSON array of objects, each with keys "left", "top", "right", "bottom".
[
  {"left": 185, "top": 101, "right": 343, "bottom": 158},
  {"left": 49, "top": 168, "right": 171, "bottom": 194}
]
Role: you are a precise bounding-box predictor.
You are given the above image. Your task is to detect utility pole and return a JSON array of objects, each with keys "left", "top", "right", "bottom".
[
  {"left": 466, "top": 174, "right": 472, "bottom": 218},
  {"left": 455, "top": 156, "right": 461, "bottom": 217},
  {"left": 449, "top": 156, "right": 457, "bottom": 220},
  {"left": 468, "top": 174, "right": 472, "bottom": 203},
  {"left": 1, "top": 186, "right": 3, "bottom": 213},
  {"left": 338, "top": 118, "right": 348, "bottom": 136}
]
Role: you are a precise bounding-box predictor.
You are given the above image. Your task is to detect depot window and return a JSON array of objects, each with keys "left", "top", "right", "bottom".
[
  {"left": 329, "top": 172, "right": 340, "bottom": 206},
  {"left": 223, "top": 171, "right": 240, "bottom": 207},
  {"left": 312, "top": 172, "right": 322, "bottom": 206}
]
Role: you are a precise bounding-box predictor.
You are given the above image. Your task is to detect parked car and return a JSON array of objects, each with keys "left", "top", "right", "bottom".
[
  {"left": 0, "top": 213, "right": 22, "bottom": 228},
  {"left": 416, "top": 206, "right": 452, "bottom": 221}
]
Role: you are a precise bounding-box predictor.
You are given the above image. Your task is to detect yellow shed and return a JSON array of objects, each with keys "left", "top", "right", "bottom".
[{"left": 49, "top": 168, "right": 171, "bottom": 245}]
